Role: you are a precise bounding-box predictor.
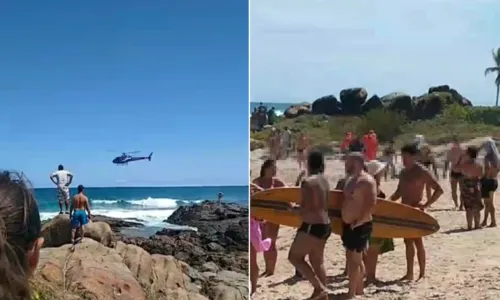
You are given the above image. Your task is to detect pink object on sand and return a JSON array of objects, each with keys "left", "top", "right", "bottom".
[{"left": 250, "top": 218, "right": 271, "bottom": 252}]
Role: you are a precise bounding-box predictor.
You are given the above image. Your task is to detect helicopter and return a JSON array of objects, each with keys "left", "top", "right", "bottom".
[{"left": 112, "top": 151, "right": 153, "bottom": 165}]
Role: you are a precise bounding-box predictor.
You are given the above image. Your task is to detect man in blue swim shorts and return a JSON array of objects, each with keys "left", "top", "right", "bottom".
[{"left": 69, "top": 185, "right": 92, "bottom": 244}]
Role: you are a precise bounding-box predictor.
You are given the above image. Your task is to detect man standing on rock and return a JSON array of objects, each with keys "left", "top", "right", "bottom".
[
  {"left": 341, "top": 152, "right": 377, "bottom": 298},
  {"left": 70, "top": 185, "right": 92, "bottom": 244},
  {"left": 288, "top": 151, "right": 331, "bottom": 300},
  {"left": 50, "top": 164, "right": 74, "bottom": 214},
  {"left": 390, "top": 143, "right": 443, "bottom": 280},
  {"left": 443, "top": 136, "right": 464, "bottom": 209}
]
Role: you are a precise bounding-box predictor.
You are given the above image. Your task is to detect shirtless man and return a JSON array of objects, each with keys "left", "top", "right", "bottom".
[
  {"left": 418, "top": 144, "right": 439, "bottom": 205},
  {"left": 383, "top": 140, "right": 397, "bottom": 180},
  {"left": 288, "top": 151, "right": 331, "bottom": 300},
  {"left": 341, "top": 152, "right": 377, "bottom": 298},
  {"left": 69, "top": 185, "right": 91, "bottom": 244},
  {"left": 296, "top": 132, "right": 309, "bottom": 170},
  {"left": 390, "top": 144, "right": 443, "bottom": 280},
  {"left": 252, "top": 159, "right": 286, "bottom": 276},
  {"left": 443, "top": 136, "right": 464, "bottom": 209}
]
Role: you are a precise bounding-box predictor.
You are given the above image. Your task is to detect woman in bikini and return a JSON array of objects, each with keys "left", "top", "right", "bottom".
[
  {"left": 252, "top": 159, "right": 286, "bottom": 276},
  {"left": 458, "top": 146, "right": 484, "bottom": 230},
  {"left": 481, "top": 138, "right": 499, "bottom": 227}
]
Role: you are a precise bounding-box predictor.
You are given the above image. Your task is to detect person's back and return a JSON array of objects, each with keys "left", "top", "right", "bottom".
[
  {"left": 52, "top": 169, "right": 71, "bottom": 187},
  {"left": 70, "top": 185, "right": 91, "bottom": 243},
  {"left": 301, "top": 174, "right": 330, "bottom": 224}
]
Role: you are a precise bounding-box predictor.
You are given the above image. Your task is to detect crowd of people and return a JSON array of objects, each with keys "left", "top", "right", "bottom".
[
  {"left": 251, "top": 103, "right": 278, "bottom": 132},
  {"left": 250, "top": 133, "right": 500, "bottom": 299}
]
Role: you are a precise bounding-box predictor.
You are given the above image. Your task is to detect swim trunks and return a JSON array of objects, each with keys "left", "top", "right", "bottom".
[
  {"left": 450, "top": 171, "right": 462, "bottom": 179},
  {"left": 71, "top": 210, "right": 89, "bottom": 229},
  {"left": 298, "top": 222, "right": 331, "bottom": 240},
  {"left": 342, "top": 221, "right": 373, "bottom": 252},
  {"left": 297, "top": 148, "right": 305, "bottom": 154},
  {"left": 57, "top": 186, "right": 70, "bottom": 202},
  {"left": 481, "top": 178, "right": 498, "bottom": 199},
  {"left": 460, "top": 177, "right": 483, "bottom": 211}
]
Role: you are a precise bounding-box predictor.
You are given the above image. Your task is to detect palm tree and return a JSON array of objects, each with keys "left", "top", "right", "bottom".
[{"left": 484, "top": 48, "right": 500, "bottom": 107}]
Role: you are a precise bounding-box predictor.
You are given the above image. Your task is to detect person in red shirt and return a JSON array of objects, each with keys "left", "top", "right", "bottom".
[{"left": 363, "top": 130, "right": 378, "bottom": 161}]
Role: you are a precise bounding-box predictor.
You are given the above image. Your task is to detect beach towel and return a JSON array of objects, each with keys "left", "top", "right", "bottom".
[{"left": 250, "top": 218, "right": 271, "bottom": 252}]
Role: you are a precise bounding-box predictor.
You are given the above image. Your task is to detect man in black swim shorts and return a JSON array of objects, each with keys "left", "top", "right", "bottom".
[
  {"left": 288, "top": 151, "right": 330, "bottom": 300},
  {"left": 342, "top": 152, "right": 377, "bottom": 298},
  {"left": 444, "top": 136, "right": 464, "bottom": 209}
]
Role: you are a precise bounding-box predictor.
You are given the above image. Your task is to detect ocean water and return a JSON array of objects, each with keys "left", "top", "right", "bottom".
[
  {"left": 250, "top": 102, "right": 295, "bottom": 117},
  {"left": 35, "top": 185, "right": 248, "bottom": 227}
]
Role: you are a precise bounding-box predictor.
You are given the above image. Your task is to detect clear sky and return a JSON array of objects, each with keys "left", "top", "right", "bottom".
[
  {"left": 0, "top": 1, "right": 248, "bottom": 188},
  {"left": 251, "top": 0, "right": 500, "bottom": 105}
]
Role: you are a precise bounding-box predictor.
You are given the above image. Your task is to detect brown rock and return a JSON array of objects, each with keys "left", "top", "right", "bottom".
[
  {"left": 41, "top": 214, "right": 116, "bottom": 248},
  {"left": 283, "top": 103, "right": 311, "bottom": 118}
]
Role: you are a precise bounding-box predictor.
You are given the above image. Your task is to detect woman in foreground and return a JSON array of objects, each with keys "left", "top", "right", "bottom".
[{"left": 0, "top": 171, "right": 44, "bottom": 300}]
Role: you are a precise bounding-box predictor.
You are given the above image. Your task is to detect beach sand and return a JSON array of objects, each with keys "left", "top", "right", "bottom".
[{"left": 251, "top": 150, "right": 500, "bottom": 300}]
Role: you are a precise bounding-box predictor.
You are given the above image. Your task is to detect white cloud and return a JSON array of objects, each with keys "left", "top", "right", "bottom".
[{"left": 250, "top": 0, "right": 500, "bottom": 105}]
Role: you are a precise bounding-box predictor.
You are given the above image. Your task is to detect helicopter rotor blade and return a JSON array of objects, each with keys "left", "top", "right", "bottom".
[{"left": 125, "top": 151, "right": 140, "bottom": 154}]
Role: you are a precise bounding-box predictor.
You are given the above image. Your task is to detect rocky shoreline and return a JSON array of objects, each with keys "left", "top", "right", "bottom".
[{"left": 34, "top": 201, "right": 248, "bottom": 300}]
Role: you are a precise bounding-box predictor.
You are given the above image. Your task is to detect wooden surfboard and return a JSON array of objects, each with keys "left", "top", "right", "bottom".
[{"left": 251, "top": 187, "right": 440, "bottom": 238}]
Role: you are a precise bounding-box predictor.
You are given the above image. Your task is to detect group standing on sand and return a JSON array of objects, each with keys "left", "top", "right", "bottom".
[{"left": 251, "top": 130, "right": 500, "bottom": 299}]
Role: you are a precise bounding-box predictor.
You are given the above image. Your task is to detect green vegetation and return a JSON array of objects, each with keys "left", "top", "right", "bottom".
[
  {"left": 484, "top": 48, "right": 500, "bottom": 107},
  {"left": 250, "top": 104, "right": 500, "bottom": 150}
]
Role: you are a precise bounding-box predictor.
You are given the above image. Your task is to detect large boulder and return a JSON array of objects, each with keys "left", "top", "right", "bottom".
[
  {"left": 311, "top": 95, "right": 342, "bottom": 115},
  {"left": 339, "top": 87, "right": 368, "bottom": 115},
  {"left": 361, "top": 94, "right": 383, "bottom": 113},
  {"left": 284, "top": 103, "right": 311, "bottom": 118},
  {"left": 428, "top": 85, "right": 473, "bottom": 107},
  {"left": 412, "top": 92, "right": 454, "bottom": 120},
  {"left": 381, "top": 92, "right": 413, "bottom": 116},
  {"left": 41, "top": 214, "right": 116, "bottom": 248}
]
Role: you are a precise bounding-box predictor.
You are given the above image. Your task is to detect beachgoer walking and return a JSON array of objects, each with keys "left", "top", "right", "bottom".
[
  {"left": 341, "top": 152, "right": 377, "bottom": 298},
  {"left": 288, "top": 151, "right": 331, "bottom": 300},
  {"left": 282, "top": 126, "right": 292, "bottom": 158},
  {"left": 443, "top": 136, "right": 464, "bottom": 209},
  {"left": 250, "top": 215, "right": 272, "bottom": 295},
  {"left": 0, "top": 171, "right": 44, "bottom": 300},
  {"left": 418, "top": 144, "right": 439, "bottom": 206},
  {"left": 458, "top": 146, "right": 484, "bottom": 230},
  {"left": 383, "top": 140, "right": 397, "bottom": 180},
  {"left": 252, "top": 159, "right": 286, "bottom": 276},
  {"left": 69, "top": 185, "right": 91, "bottom": 244},
  {"left": 390, "top": 143, "right": 443, "bottom": 280},
  {"left": 50, "top": 164, "right": 74, "bottom": 214},
  {"left": 481, "top": 138, "right": 499, "bottom": 227},
  {"left": 363, "top": 160, "right": 395, "bottom": 285},
  {"left": 296, "top": 132, "right": 308, "bottom": 170}
]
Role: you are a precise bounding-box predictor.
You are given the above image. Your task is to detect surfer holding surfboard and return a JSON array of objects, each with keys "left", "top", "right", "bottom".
[{"left": 390, "top": 143, "right": 444, "bottom": 281}]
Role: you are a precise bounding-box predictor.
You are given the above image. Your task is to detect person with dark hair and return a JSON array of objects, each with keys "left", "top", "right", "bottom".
[
  {"left": 390, "top": 143, "right": 443, "bottom": 281},
  {"left": 288, "top": 151, "right": 330, "bottom": 300},
  {"left": 341, "top": 152, "right": 377, "bottom": 297},
  {"left": 481, "top": 138, "right": 499, "bottom": 227},
  {"left": 69, "top": 185, "right": 91, "bottom": 244},
  {"left": 0, "top": 171, "right": 44, "bottom": 300},
  {"left": 382, "top": 140, "right": 397, "bottom": 180},
  {"left": 49, "top": 164, "right": 74, "bottom": 214},
  {"left": 457, "top": 146, "right": 484, "bottom": 230},
  {"left": 418, "top": 144, "right": 439, "bottom": 208},
  {"left": 252, "top": 159, "right": 285, "bottom": 276},
  {"left": 296, "top": 132, "right": 309, "bottom": 170},
  {"left": 443, "top": 136, "right": 464, "bottom": 209}
]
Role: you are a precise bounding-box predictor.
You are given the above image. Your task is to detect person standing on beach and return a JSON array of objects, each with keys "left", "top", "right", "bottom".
[
  {"left": 341, "top": 152, "right": 377, "bottom": 298},
  {"left": 390, "top": 143, "right": 443, "bottom": 280},
  {"left": 252, "top": 159, "right": 285, "bottom": 276},
  {"left": 418, "top": 144, "right": 439, "bottom": 207},
  {"left": 443, "top": 136, "right": 464, "bottom": 210},
  {"left": 383, "top": 140, "right": 397, "bottom": 180},
  {"left": 281, "top": 126, "right": 292, "bottom": 158},
  {"left": 50, "top": 164, "right": 73, "bottom": 214},
  {"left": 457, "top": 146, "right": 484, "bottom": 230},
  {"left": 296, "top": 132, "right": 309, "bottom": 170},
  {"left": 217, "top": 191, "right": 224, "bottom": 203},
  {"left": 69, "top": 185, "right": 91, "bottom": 244},
  {"left": 481, "top": 138, "right": 499, "bottom": 227},
  {"left": 288, "top": 151, "right": 331, "bottom": 300}
]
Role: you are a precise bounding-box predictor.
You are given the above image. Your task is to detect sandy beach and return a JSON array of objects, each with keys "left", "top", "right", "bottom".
[{"left": 251, "top": 148, "right": 500, "bottom": 300}]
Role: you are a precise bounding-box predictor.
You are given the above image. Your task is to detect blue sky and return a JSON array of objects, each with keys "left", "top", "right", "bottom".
[
  {"left": 0, "top": 1, "right": 248, "bottom": 187},
  {"left": 251, "top": 0, "right": 500, "bottom": 105}
]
